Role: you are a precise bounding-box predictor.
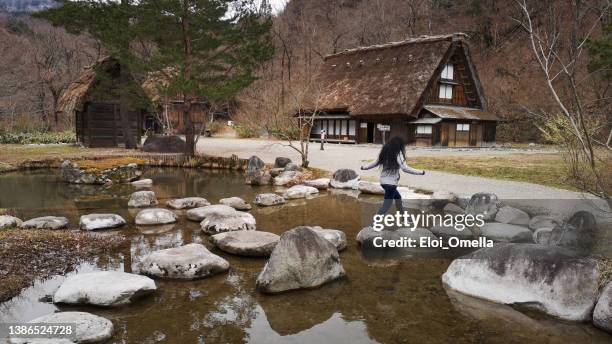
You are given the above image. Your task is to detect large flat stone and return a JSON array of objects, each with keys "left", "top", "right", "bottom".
[
  {"left": 186, "top": 204, "right": 235, "bottom": 221},
  {"left": 211, "top": 230, "right": 280, "bottom": 257},
  {"left": 54, "top": 271, "right": 156, "bottom": 307},
  {"left": 442, "top": 243, "right": 600, "bottom": 321},
  {"left": 303, "top": 178, "right": 330, "bottom": 190},
  {"left": 20, "top": 216, "right": 68, "bottom": 230},
  {"left": 166, "top": 197, "right": 211, "bottom": 209},
  {"left": 140, "top": 243, "right": 229, "bottom": 279},
  {"left": 128, "top": 191, "right": 158, "bottom": 208},
  {"left": 135, "top": 208, "right": 178, "bottom": 225},
  {"left": 282, "top": 185, "right": 319, "bottom": 199},
  {"left": 0, "top": 215, "right": 22, "bottom": 229},
  {"left": 479, "top": 222, "right": 533, "bottom": 243},
  {"left": 9, "top": 312, "right": 113, "bottom": 344},
  {"left": 79, "top": 214, "right": 126, "bottom": 231},
  {"left": 254, "top": 193, "right": 286, "bottom": 207},
  {"left": 219, "top": 197, "right": 252, "bottom": 210}
]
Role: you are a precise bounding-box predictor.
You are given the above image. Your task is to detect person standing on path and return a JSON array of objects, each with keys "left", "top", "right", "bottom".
[
  {"left": 361, "top": 136, "right": 425, "bottom": 215},
  {"left": 320, "top": 129, "right": 327, "bottom": 150}
]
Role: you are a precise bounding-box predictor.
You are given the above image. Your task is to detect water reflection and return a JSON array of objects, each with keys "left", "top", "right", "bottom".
[{"left": 0, "top": 168, "right": 610, "bottom": 343}]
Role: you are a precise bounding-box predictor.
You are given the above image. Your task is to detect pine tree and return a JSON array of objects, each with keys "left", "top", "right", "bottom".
[
  {"left": 137, "top": 0, "right": 274, "bottom": 156},
  {"left": 587, "top": 23, "right": 612, "bottom": 80}
]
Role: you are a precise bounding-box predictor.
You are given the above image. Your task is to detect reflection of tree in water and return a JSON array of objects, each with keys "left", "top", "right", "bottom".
[{"left": 128, "top": 231, "right": 186, "bottom": 272}]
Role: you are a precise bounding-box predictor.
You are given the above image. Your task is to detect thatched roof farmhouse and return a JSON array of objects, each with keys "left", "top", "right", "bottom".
[{"left": 307, "top": 33, "right": 500, "bottom": 147}]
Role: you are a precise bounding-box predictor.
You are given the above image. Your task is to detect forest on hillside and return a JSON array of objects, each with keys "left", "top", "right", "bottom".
[{"left": 0, "top": 0, "right": 610, "bottom": 143}]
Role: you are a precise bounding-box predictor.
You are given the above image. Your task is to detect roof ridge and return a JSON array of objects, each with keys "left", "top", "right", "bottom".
[{"left": 324, "top": 32, "right": 467, "bottom": 60}]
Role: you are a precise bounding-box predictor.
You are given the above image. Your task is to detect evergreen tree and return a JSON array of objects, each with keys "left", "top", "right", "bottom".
[
  {"left": 588, "top": 23, "right": 612, "bottom": 80},
  {"left": 136, "top": 0, "right": 274, "bottom": 156},
  {"left": 35, "top": 0, "right": 146, "bottom": 149}
]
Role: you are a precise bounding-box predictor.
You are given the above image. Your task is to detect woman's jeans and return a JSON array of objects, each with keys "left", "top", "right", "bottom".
[{"left": 377, "top": 184, "right": 405, "bottom": 215}]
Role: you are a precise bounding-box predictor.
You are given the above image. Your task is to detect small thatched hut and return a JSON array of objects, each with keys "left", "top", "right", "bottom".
[
  {"left": 57, "top": 57, "right": 148, "bottom": 148},
  {"left": 305, "top": 33, "right": 500, "bottom": 146}
]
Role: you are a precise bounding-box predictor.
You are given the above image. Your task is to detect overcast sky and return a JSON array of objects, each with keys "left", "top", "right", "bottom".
[{"left": 259, "top": 0, "right": 287, "bottom": 14}]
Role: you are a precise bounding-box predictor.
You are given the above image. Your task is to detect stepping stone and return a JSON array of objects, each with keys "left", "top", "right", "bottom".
[
  {"left": 9, "top": 312, "right": 113, "bottom": 344},
  {"left": 282, "top": 185, "right": 319, "bottom": 199},
  {"left": 443, "top": 202, "right": 464, "bottom": 214},
  {"left": 256, "top": 227, "right": 345, "bottom": 293},
  {"left": 79, "top": 214, "right": 126, "bottom": 231},
  {"left": 187, "top": 204, "right": 236, "bottom": 221},
  {"left": 330, "top": 169, "right": 360, "bottom": 189},
  {"left": 357, "top": 181, "right": 384, "bottom": 195},
  {"left": 166, "top": 197, "right": 210, "bottom": 209},
  {"left": 131, "top": 178, "right": 153, "bottom": 187},
  {"left": 53, "top": 271, "right": 156, "bottom": 307},
  {"left": 140, "top": 243, "right": 229, "bottom": 279},
  {"left": 135, "top": 208, "right": 177, "bottom": 225},
  {"left": 529, "top": 215, "right": 560, "bottom": 231},
  {"left": 429, "top": 224, "right": 474, "bottom": 240},
  {"left": 20, "top": 216, "right": 68, "bottom": 230},
  {"left": 303, "top": 178, "right": 330, "bottom": 190},
  {"left": 128, "top": 190, "right": 158, "bottom": 208},
  {"left": 307, "top": 226, "right": 347, "bottom": 251},
  {"left": 479, "top": 222, "right": 533, "bottom": 243},
  {"left": 356, "top": 227, "right": 437, "bottom": 247},
  {"left": 201, "top": 212, "right": 256, "bottom": 235},
  {"left": 0, "top": 215, "right": 22, "bottom": 229},
  {"left": 274, "top": 157, "right": 292, "bottom": 168},
  {"left": 273, "top": 171, "right": 303, "bottom": 186},
  {"left": 465, "top": 192, "right": 500, "bottom": 221},
  {"left": 495, "top": 206, "right": 530, "bottom": 226},
  {"left": 254, "top": 193, "right": 286, "bottom": 207},
  {"left": 219, "top": 197, "right": 252, "bottom": 210},
  {"left": 210, "top": 230, "right": 280, "bottom": 257}
]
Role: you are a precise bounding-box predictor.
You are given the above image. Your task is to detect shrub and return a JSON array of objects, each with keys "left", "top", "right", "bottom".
[
  {"left": 207, "top": 121, "right": 224, "bottom": 134},
  {"left": 0, "top": 130, "right": 76, "bottom": 144},
  {"left": 234, "top": 124, "right": 257, "bottom": 138}
]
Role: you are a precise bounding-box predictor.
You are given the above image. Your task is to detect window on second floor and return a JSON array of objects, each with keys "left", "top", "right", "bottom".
[
  {"left": 439, "top": 84, "right": 453, "bottom": 99},
  {"left": 441, "top": 64, "right": 454, "bottom": 80}
]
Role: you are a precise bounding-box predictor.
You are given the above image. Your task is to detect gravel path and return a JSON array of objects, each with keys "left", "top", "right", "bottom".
[{"left": 198, "top": 138, "right": 568, "bottom": 198}]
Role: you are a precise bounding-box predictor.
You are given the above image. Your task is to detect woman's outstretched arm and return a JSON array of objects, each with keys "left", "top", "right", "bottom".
[
  {"left": 361, "top": 159, "right": 379, "bottom": 170},
  {"left": 397, "top": 154, "right": 425, "bottom": 175}
]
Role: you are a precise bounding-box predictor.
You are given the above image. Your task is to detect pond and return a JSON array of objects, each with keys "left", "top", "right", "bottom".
[{"left": 0, "top": 168, "right": 610, "bottom": 344}]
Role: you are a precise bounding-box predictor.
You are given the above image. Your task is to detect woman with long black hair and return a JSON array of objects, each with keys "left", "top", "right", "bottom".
[{"left": 361, "top": 136, "right": 425, "bottom": 215}]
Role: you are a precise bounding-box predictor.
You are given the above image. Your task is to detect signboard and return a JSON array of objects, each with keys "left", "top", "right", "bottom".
[
  {"left": 377, "top": 124, "right": 391, "bottom": 131},
  {"left": 360, "top": 122, "right": 368, "bottom": 128}
]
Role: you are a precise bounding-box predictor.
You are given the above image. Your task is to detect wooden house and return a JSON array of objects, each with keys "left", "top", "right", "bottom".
[
  {"left": 57, "top": 57, "right": 147, "bottom": 148},
  {"left": 306, "top": 33, "right": 500, "bottom": 147},
  {"left": 58, "top": 58, "right": 229, "bottom": 147}
]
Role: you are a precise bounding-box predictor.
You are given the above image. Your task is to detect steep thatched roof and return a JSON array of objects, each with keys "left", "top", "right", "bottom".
[
  {"left": 56, "top": 57, "right": 119, "bottom": 115},
  {"left": 313, "top": 33, "right": 479, "bottom": 117}
]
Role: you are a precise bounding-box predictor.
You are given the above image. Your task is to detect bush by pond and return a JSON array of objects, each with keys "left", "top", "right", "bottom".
[{"left": 0, "top": 130, "right": 76, "bottom": 144}]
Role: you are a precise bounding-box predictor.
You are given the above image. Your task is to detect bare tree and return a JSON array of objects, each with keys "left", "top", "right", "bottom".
[
  {"left": 515, "top": 0, "right": 611, "bottom": 201},
  {"left": 274, "top": 82, "right": 323, "bottom": 168}
]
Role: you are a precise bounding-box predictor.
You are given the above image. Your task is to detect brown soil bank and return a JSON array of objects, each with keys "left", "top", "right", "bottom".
[{"left": 0, "top": 229, "right": 126, "bottom": 302}]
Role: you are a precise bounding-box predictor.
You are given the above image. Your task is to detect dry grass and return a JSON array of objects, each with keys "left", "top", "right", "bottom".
[
  {"left": 0, "top": 228, "right": 126, "bottom": 302},
  {"left": 408, "top": 154, "right": 576, "bottom": 190},
  {"left": 77, "top": 157, "right": 147, "bottom": 170},
  {"left": 597, "top": 258, "right": 612, "bottom": 291},
  {"left": 0, "top": 144, "right": 128, "bottom": 165}
]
